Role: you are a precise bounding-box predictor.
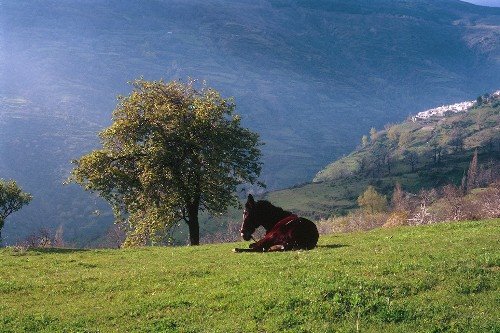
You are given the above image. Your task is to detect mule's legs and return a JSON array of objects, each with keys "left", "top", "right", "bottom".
[
  {"left": 232, "top": 247, "right": 262, "bottom": 253},
  {"left": 249, "top": 237, "right": 271, "bottom": 251},
  {"left": 268, "top": 244, "right": 285, "bottom": 252},
  {"left": 233, "top": 244, "right": 285, "bottom": 253}
]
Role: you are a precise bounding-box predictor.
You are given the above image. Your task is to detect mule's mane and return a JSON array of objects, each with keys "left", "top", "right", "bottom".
[{"left": 255, "top": 200, "right": 292, "bottom": 230}]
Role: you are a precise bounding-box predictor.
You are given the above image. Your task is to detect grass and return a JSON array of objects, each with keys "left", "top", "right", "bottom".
[{"left": 1, "top": 219, "right": 499, "bottom": 333}]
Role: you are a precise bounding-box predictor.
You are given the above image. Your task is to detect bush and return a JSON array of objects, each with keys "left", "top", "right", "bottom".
[
  {"left": 319, "top": 178, "right": 499, "bottom": 236},
  {"left": 430, "top": 181, "right": 500, "bottom": 222},
  {"left": 383, "top": 211, "right": 409, "bottom": 228},
  {"left": 318, "top": 211, "right": 388, "bottom": 234},
  {"left": 18, "top": 228, "right": 53, "bottom": 249},
  {"left": 358, "top": 186, "right": 388, "bottom": 214},
  {"left": 476, "top": 180, "right": 500, "bottom": 218}
]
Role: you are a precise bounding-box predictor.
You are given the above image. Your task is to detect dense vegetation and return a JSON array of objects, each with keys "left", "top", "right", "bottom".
[
  {"left": 1, "top": 220, "right": 498, "bottom": 332},
  {"left": 1, "top": 0, "right": 500, "bottom": 245},
  {"left": 268, "top": 94, "right": 500, "bottom": 220}
]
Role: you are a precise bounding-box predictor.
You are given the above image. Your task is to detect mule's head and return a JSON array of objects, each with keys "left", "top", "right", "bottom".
[{"left": 240, "top": 194, "right": 259, "bottom": 241}]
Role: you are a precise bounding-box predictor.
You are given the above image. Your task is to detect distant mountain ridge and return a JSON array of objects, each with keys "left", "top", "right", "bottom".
[{"left": 1, "top": 0, "right": 500, "bottom": 245}]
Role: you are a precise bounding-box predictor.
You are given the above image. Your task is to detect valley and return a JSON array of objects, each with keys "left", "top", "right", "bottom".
[{"left": 1, "top": 0, "right": 499, "bottom": 245}]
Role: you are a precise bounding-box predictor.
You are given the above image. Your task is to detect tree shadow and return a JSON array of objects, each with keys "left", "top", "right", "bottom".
[
  {"left": 317, "top": 244, "right": 349, "bottom": 249},
  {"left": 232, "top": 244, "right": 350, "bottom": 253}
]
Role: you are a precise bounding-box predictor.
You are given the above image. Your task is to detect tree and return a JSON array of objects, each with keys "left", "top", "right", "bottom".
[
  {"left": 0, "top": 179, "right": 32, "bottom": 242},
  {"left": 391, "top": 182, "right": 405, "bottom": 211},
  {"left": 361, "top": 135, "right": 369, "bottom": 147},
  {"left": 372, "top": 142, "right": 390, "bottom": 176},
  {"left": 441, "top": 184, "right": 466, "bottom": 221},
  {"left": 448, "top": 133, "right": 464, "bottom": 153},
  {"left": 369, "top": 127, "right": 378, "bottom": 142},
  {"left": 476, "top": 95, "right": 484, "bottom": 106},
  {"left": 357, "top": 185, "right": 387, "bottom": 214},
  {"left": 430, "top": 141, "right": 443, "bottom": 165},
  {"left": 398, "top": 130, "right": 411, "bottom": 149},
  {"left": 70, "top": 79, "right": 263, "bottom": 246},
  {"left": 465, "top": 149, "right": 479, "bottom": 193},
  {"left": 386, "top": 126, "right": 399, "bottom": 144},
  {"left": 403, "top": 150, "right": 418, "bottom": 172}
]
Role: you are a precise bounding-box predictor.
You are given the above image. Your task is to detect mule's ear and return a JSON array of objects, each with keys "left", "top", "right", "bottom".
[{"left": 247, "top": 194, "right": 255, "bottom": 207}]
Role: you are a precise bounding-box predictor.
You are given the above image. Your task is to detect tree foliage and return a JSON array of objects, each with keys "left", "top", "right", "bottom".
[
  {"left": 369, "top": 127, "right": 378, "bottom": 142},
  {"left": 465, "top": 149, "right": 479, "bottom": 193},
  {"left": 70, "top": 79, "right": 263, "bottom": 246},
  {"left": 357, "top": 185, "right": 387, "bottom": 214},
  {"left": 386, "top": 126, "right": 399, "bottom": 143},
  {"left": 403, "top": 150, "right": 418, "bottom": 172},
  {"left": 0, "top": 179, "right": 32, "bottom": 240}
]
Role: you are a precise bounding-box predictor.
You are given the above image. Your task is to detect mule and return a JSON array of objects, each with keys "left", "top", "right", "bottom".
[{"left": 234, "top": 194, "right": 319, "bottom": 252}]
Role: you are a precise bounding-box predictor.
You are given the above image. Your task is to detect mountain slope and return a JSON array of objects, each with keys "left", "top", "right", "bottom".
[
  {"left": 268, "top": 91, "right": 500, "bottom": 219},
  {"left": 1, "top": 0, "right": 500, "bottom": 244}
]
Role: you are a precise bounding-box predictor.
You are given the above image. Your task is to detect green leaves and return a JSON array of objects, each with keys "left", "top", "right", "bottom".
[
  {"left": 357, "top": 186, "right": 388, "bottom": 214},
  {"left": 71, "top": 79, "right": 263, "bottom": 246},
  {"left": 0, "top": 179, "right": 32, "bottom": 236}
]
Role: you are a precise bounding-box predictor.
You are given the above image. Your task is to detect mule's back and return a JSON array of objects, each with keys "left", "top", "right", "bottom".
[{"left": 285, "top": 217, "right": 319, "bottom": 250}]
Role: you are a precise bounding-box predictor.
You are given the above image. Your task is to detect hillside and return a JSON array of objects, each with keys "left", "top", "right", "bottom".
[
  {"left": 1, "top": 0, "right": 500, "bottom": 245},
  {"left": 1, "top": 220, "right": 498, "bottom": 332},
  {"left": 268, "top": 91, "right": 500, "bottom": 219}
]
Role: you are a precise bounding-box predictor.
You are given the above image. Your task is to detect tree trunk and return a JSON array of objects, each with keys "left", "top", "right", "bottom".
[
  {"left": 0, "top": 218, "right": 4, "bottom": 245},
  {"left": 187, "top": 203, "right": 200, "bottom": 246}
]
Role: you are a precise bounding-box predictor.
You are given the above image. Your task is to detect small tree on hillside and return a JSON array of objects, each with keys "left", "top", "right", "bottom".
[
  {"left": 391, "top": 182, "right": 405, "bottom": 211},
  {"left": 372, "top": 142, "right": 390, "bottom": 176},
  {"left": 361, "top": 135, "right": 369, "bottom": 147},
  {"left": 370, "top": 127, "right": 378, "bottom": 142},
  {"left": 386, "top": 126, "right": 399, "bottom": 144},
  {"left": 448, "top": 131, "right": 464, "bottom": 153},
  {"left": 398, "top": 130, "right": 411, "bottom": 149},
  {"left": 440, "top": 184, "right": 466, "bottom": 221},
  {"left": 403, "top": 150, "right": 418, "bottom": 172},
  {"left": 465, "top": 149, "right": 479, "bottom": 193},
  {"left": 71, "top": 79, "right": 263, "bottom": 246},
  {"left": 430, "top": 141, "right": 443, "bottom": 165},
  {"left": 0, "top": 179, "right": 32, "bottom": 242},
  {"left": 357, "top": 185, "right": 387, "bottom": 214}
]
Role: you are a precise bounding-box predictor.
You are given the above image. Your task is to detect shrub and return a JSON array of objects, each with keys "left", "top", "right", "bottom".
[
  {"left": 476, "top": 180, "right": 500, "bottom": 218},
  {"left": 320, "top": 178, "right": 499, "bottom": 236},
  {"left": 358, "top": 186, "right": 388, "bottom": 214},
  {"left": 18, "top": 228, "right": 53, "bottom": 249},
  {"left": 318, "top": 211, "right": 388, "bottom": 234},
  {"left": 383, "top": 211, "right": 409, "bottom": 228}
]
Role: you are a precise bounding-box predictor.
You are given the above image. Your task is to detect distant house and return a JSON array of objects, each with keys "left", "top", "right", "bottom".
[
  {"left": 411, "top": 90, "right": 500, "bottom": 122},
  {"left": 411, "top": 101, "right": 475, "bottom": 122}
]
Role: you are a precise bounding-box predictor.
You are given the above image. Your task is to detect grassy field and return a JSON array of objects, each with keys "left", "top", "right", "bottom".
[{"left": 1, "top": 220, "right": 499, "bottom": 333}]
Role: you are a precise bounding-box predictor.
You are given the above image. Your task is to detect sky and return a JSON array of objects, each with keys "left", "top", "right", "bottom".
[{"left": 462, "top": 0, "right": 500, "bottom": 6}]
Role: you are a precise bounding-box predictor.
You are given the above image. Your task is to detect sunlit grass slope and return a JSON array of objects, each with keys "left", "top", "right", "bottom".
[{"left": 1, "top": 220, "right": 499, "bottom": 332}]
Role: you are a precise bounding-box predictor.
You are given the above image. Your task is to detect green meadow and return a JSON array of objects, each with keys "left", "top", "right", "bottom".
[{"left": 1, "top": 220, "right": 499, "bottom": 333}]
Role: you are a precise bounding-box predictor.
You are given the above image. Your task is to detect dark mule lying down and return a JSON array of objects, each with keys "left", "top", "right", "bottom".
[{"left": 234, "top": 194, "right": 319, "bottom": 252}]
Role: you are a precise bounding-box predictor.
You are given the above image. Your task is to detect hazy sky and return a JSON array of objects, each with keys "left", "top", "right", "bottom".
[{"left": 462, "top": 0, "right": 500, "bottom": 6}]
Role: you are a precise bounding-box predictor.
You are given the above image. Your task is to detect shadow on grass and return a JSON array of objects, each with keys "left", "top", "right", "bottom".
[
  {"left": 29, "top": 248, "right": 89, "bottom": 254},
  {"left": 317, "top": 244, "right": 349, "bottom": 249},
  {"left": 232, "top": 244, "right": 350, "bottom": 253}
]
